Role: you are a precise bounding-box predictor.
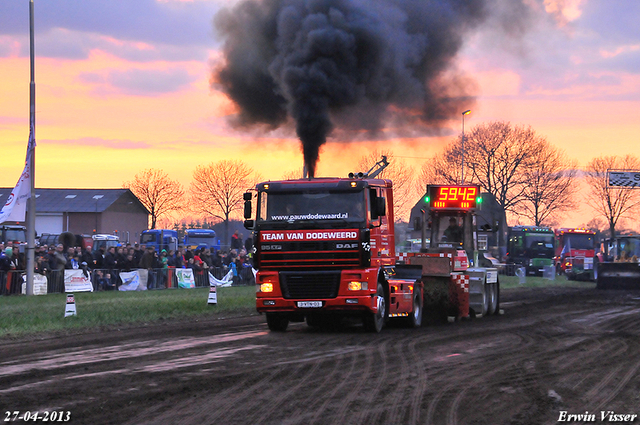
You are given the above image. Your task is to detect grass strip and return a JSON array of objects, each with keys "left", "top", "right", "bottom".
[
  {"left": 0, "top": 286, "right": 257, "bottom": 339},
  {"left": 1, "top": 275, "right": 595, "bottom": 338}
]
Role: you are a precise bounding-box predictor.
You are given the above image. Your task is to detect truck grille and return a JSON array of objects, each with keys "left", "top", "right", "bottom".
[
  {"left": 280, "top": 271, "right": 341, "bottom": 299},
  {"left": 259, "top": 241, "right": 361, "bottom": 269}
]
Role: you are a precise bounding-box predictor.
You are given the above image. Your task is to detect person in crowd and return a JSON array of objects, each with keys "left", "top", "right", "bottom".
[
  {"left": 123, "top": 253, "right": 136, "bottom": 272},
  {"left": 80, "top": 261, "right": 90, "bottom": 279},
  {"left": 34, "top": 254, "right": 50, "bottom": 276},
  {"left": 103, "top": 246, "right": 119, "bottom": 287},
  {"left": 52, "top": 244, "right": 67, "bottom": 272},
  {"left": 213, "top": 250, "right": 224, "bottom": 268},
  {"left": 0, "top": 247, "right": 15, "bottom": 272},
  {"left": 200, "top": 248, "right": 214, "bottom": 268},
  {"left": 116, "top": 246, "right": 127, "bottom": 269},
  {"left": 231, "top": 230, "right": 243, "bottom": 251},
  {"left": 68, "top": 254, "right": 80, "bottom": 270},
  {"left": 133, "top": 244, "right": 145, "bottom": 266},
  {"left": 93, "top": 245, "right": 106, "bottom": 269},
  {"left": 95, "top": 269, "right": 115, "bottom": 291},
  {"left": 140, "top": 246, "right": 157, "bottom": 289},
  {"left": 81, "top": 245, "right": 94, "bottom": 269}
]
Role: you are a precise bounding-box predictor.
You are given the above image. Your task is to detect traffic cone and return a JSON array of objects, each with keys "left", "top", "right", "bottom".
[
  {"left": 64, "top": 293, "right": 77, "bottom": 317},
  {"left": 207, "top": 285, "right": 217, "bottom": 305}
]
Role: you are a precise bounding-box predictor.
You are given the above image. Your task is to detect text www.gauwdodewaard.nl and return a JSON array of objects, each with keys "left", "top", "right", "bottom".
[{"left": 271, "top": 213, "right": 349, "bottom": 221}]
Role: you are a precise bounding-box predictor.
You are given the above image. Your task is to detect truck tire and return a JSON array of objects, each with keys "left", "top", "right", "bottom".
[
  {"left": 482, "top": 281, "right": 490, "bottom": 317},
  {"left": 364, "top": 282, "right": 386, "bottom": 333},
  {"left": 266, "top": 313, "right": 289, "bottom": 332},
  {"left": 487, "top": 282, "right": 499, "bottom": 315},
  {"left": 405, "top": 285, "right": 423, "bottom": 328}
]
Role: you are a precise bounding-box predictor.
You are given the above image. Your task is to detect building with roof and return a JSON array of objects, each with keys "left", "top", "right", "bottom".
[{"left": 0, "top": 188, "right": 149, "bottom": 244}]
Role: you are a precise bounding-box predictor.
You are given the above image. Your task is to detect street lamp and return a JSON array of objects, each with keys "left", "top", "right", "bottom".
[{"left": 461, "top": 109, "right": 471, "bottom": 184}]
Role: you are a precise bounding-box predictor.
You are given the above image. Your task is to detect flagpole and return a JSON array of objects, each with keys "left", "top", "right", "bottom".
[{"left": 25, "top": 0, "right": 36, "bottom": 295}]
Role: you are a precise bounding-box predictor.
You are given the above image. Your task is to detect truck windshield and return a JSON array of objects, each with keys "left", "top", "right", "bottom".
[
  {"left": 509, "top": 232, "right": 555, "bottom": 257},
  {"left": 258, "top": 191, "right": 365, "bottom": 223},
  {"left": 186, "top": 236, "right": 215, "bottom": 245},
  {"left": 5, "top": 228, "right": 26, "bottom": 242},
  {"left": 564, "top": 234, "right": 595, "bottom": 250}
]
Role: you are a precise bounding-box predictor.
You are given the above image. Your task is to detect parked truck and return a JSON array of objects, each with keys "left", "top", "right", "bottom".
[
  {"left": 554, "top": 228, "right": 596, "bottom": 280},
  {"left": 243, "top": 158, "right": 424, "bottom": 332},
  {"left": 184, "top": 229, "right": 220, "bottom": 252},
  {"left": 506, "top": 225, "right": 555, "bottom": 276},
  {"left": 1, "top": 224, "right": 26, "bottom": 245},
  {"left": 140, "top": 229, "right": 178, "bottom": 252}
]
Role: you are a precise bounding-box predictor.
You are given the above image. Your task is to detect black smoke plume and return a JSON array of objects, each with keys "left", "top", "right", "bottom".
[{"left": 213, "top": 0, "right": 521, "bottom": 177}]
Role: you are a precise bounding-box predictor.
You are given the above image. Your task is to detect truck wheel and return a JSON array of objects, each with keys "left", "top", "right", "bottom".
[
  {"left": 266, "top": 313, "right": 289, "bottom": 332},
  {"left": 482, "top": 281, "right": 490, "bottom": 316},
  {"left": 487, "top": 283, "right": 498, "bottom": 315},
  {"left": 405, "top": 285, "right": 423, "bottom": 328},
  {"left": 364, "top": 283, "right": 386, "bottom": 333}
]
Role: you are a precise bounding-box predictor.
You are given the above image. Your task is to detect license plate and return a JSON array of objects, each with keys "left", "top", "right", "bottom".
[{"left": 297, "top": 301, "right": 322, "bottom": 308}]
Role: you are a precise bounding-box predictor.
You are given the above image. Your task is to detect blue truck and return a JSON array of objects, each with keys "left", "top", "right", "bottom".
[
  {"left": 183, "top": 229, "right": 220, "bottom": 252},
  {"left": 140, "top": 229, "right": 179, "bottom": 252}
]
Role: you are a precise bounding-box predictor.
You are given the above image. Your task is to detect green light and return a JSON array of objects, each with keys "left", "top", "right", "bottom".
[
  {"left": 425, "top": 196, "right": 430, "bottom": 203},
  {"left": 477, "top": 197, "right": 483, "bottom": 204}
]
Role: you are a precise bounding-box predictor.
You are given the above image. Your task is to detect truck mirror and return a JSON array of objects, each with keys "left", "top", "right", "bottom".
[
  {"left": 244, "top": 200, "right": 252, "bottom": 219},
  {"left": 243, "top": 192, "right": 252, "bottom": 201},
  {"left": 244, "top": 219, "right": 254, "bottom": 229}
]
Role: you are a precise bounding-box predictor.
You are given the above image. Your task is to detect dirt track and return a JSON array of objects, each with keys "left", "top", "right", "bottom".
[{"left": 2, "top": 285, "right": 640, "bottom": 425}]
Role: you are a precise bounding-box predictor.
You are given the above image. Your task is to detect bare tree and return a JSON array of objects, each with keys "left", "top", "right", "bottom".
[
  {"left": 190, "top": 159, "right": 258, "bottom": 246},
  {"left": 417, "top": 150, "right": 461, "bottom": 192},
  {"left": 356, "top": 150, "right": 416, "bottom": 222},
  {"left": 464, "top": 122, "right": 544, "bottom": 214},
  {"left": 517, "top": 142, "right": 578, "bottom": 226},
  {"left": 419, "top": 121, "right": 545, "bottom": 216},
  {"left": 585, "top": 155, "right": 640, "bottom": 239},
  {"left": 123, "top": 168, "right": 185, "bottom": 229}
]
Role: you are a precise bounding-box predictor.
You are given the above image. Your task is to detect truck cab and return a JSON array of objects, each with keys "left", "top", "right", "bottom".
[
  {"left": 184, "top": 229, "right": 220, "bottom": 252},
  {"left": 507, "top": 226, "right": 555, "bottom": 275},
  {"left": 554, "top": 228, "right": 596, "bottom": 280},
  {"left": 244, "top": 170, "right": 423, "bottom": 332},
  {"left": 140, "top": 229, "right": 178, "bottom": 252}
]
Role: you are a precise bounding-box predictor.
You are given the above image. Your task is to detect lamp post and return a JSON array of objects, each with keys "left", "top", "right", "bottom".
[{"left": 461, "top": 109, "right": 471, "bottom": 184}]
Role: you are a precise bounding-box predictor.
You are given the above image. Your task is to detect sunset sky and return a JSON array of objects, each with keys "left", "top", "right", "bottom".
[{"left": 1, "top": 0, "right": 639, "bottom": 226}]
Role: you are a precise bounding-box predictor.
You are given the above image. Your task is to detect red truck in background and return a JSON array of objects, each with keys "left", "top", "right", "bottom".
[
  {"left": 243, "top": 158, "right": 423, "bottom": 332},
  {"left": 554, "top": 228, "right": 597, "bottom": 281}
]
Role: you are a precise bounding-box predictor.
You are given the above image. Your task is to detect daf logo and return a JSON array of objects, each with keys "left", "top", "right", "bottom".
[{"left": 336, "top": 243, "right": 358, "bottom": 249}]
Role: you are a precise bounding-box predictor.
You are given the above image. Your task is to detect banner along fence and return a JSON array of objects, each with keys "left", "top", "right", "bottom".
[{"left": 1, "top": 265, "right": 256, "bottom": 295}]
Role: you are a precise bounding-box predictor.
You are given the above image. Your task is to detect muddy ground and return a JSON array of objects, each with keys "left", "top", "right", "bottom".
[{"left": 2, "top": 285, "right": 640, "bottom": 425}]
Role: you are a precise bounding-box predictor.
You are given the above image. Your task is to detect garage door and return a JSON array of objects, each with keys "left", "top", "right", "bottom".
[{"left": 36, "top": 214, "right": 63, "bottom": 236}]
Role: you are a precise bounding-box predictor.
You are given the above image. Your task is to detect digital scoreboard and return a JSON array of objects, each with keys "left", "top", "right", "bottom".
[{"left": 426, "top": 185, "right": 480, "bottom": 209}]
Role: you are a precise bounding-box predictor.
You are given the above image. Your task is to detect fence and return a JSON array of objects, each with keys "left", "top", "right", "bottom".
[{"left": 1, "top": 265, "right": 256, "bottom": 296}]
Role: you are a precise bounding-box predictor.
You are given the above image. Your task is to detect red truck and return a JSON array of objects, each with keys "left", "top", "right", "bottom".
[
  {"left": 554, "top": 228, "right": 596, "bottom": 280},
  {"left": 243, "top": 159, "right": 423, "bottom": 332}
]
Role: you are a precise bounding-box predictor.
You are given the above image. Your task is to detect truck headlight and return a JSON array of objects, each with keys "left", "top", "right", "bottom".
[
  {"left": 260, "top": 283, "right": 274, "bottom": 293},
  {"left": 348, "top": 281, "right": 368, "bottom": 291}
]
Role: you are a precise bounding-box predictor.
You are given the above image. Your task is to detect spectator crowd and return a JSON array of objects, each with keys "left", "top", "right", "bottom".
[{"left": 0, "top": 232, "right": 255, "bottom": 294}]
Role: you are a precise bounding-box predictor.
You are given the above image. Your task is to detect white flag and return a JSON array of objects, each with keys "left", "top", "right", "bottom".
[{"left": 0, "top": 121, "right": 35, "bottom": 224}]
